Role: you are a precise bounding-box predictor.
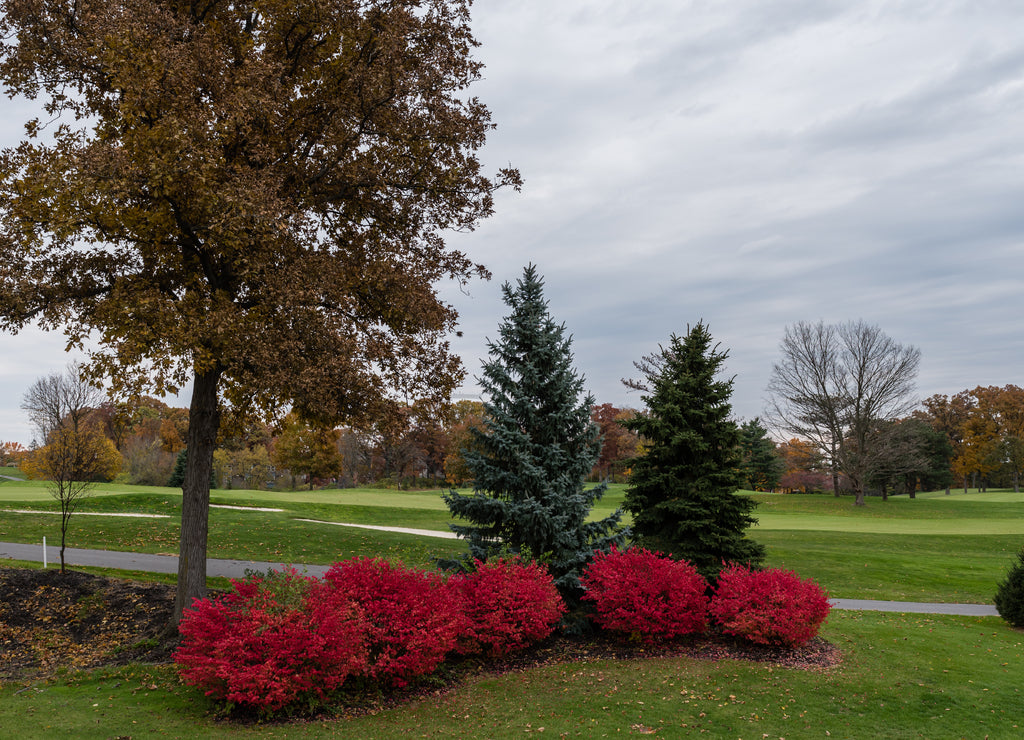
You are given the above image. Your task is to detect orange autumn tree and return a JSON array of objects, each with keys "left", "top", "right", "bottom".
[
  {"left": 954, "top": 386, "right": 1024, "bottom": 492},
  {"left": 914, "top": 392, "right": 973, "bottom": 494},
  {"left": 0, "top": 440, "right": 27, "bottom": 467},
  {"left": 590, "top": 404, "right": 641, "bottom": 482},
  {"left": 777, "top": 438, "right": 831, "bottom": 493}
]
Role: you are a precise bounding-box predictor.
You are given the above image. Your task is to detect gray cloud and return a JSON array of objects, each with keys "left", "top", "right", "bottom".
[{"left": 2, "top": 0, "right": 1022, "bottom": 444}]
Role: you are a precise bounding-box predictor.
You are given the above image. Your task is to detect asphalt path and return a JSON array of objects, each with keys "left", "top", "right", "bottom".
[
  {"left": 0, "top": 540, "right": 1000, "bottom": 616},
  {"left": 0, "top": 541, "right": 330, "bottom": 578}
]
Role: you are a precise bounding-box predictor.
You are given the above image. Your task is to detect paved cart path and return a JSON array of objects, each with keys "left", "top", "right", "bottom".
[{"left": 0, "top": 540, "right": 1000, "bottom": 616}]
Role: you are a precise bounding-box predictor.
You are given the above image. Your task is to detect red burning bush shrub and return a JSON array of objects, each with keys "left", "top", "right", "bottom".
[
  {"left": 324, "top": 558, "right": 463, "bottom": 686},
  {"left": 175, "top": 568, "right": 367, "bottom": 712},
  {"left": 581, "top": 547, "right": 709, "bottom": 641},
  {"left": 450, "top": 557, "right": 565, "bottom": 657},
  {"left": 709, "top": 564, "right": 831, "bottom": 647}
]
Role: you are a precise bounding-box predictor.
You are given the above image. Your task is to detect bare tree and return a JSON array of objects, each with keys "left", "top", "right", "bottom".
[
  {"left": 767, "top": 320, "right": 921, "bottom": 506},
  {"left": 766, "top": 322, "right": 846, "bottom": 496},
  {"left": 622, "top": 346, "right": 671, "bottom": 394},
  {"left": 20, "top": 362, "right": 104, "bottom": 445}
]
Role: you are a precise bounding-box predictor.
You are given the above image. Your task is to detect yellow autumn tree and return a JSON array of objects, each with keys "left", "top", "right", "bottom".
[
  {"left": 271, "top": 414, "right": 344, "bottom": 490},
  {"left": 27, "top": 427, "right": 122, "bottom": 572}
]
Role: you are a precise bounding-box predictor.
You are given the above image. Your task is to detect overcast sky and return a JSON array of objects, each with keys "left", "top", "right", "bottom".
[{"left": 3, "top": 0, "right": 1023, "bottom": 445}]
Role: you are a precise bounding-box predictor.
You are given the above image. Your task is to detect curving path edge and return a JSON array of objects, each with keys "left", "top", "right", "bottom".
[{"left": 0, "top": 540, "right": 1000, "bottom": 617}]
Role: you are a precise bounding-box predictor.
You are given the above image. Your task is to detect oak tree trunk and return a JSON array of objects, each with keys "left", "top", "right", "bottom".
[{"left": 171, "top": 365, "right": 223, "bottom": 628}]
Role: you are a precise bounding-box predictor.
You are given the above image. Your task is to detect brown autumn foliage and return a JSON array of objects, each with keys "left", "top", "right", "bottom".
[
  {"left": 444, "top": 400, "right": 486, "bottom": 487},
  {"left": 590, "top": 403, "right": 641, "bottom": 481},
  {"left": 0, "top": 0, "right": 518, "bottom": 624}
]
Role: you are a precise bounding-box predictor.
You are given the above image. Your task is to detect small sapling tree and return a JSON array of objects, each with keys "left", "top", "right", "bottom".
[{"left": 28, "top": 426, "right": 121, "bottom": 572}]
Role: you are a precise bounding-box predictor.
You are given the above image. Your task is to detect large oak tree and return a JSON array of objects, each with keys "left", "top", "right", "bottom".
[{"left": 0, "top": 0, "right": 518, "bottom": 624}]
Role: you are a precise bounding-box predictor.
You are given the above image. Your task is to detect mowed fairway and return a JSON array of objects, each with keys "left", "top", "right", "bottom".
[
  {"left": 748, "top": 490, "right": 1024, "bottom": 603},
  {"left": 0, "top": 478, "right": 467, "bottom": 569},
  {"left": 1, "top": 479, "right": 1020, "bottom": 602}
]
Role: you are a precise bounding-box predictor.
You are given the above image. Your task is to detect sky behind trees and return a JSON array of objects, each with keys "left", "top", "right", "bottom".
[{"left": 2, "top": 0, "right": 1022, "bottom": 444}]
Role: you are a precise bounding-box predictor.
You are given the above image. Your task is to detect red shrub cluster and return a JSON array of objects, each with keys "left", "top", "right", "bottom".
[
  {"left": 174, "top": 569, "right": 367, "bottom": 712},
  {"left": 450, "top": 557, "right": 565, "bottom": 657},
  {"left": 176, "top": 553, "right": 832, "bottom": 715},
  {"left": 709, "top": 563, "right": 831, "bottom": 647},
  {"left": 581, "top": 547, "right": 709, "bottom": 642},
  {"left": 323, "top": 558, "right": 463, "bottom": 687}
]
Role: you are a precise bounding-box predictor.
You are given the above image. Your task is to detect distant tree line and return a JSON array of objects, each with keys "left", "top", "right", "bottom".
[{"left": 12, "top": 366, "right": 1024, "bottom": 504}]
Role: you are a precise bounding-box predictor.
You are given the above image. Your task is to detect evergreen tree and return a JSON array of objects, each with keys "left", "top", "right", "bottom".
[
  {"left": 623, "top": 322, "right": 765, "bottom": 579},
  {"left": 168, "top": 449, "right": 188, "bottom": 488},
  {"left": 443, "top": 265, "right": 626, "bottom": 598},
  {"left": 168, "top": 449, "right": 216, "bottom": 489},
  {"left": 738, "top": 417, "right": 785, "bottom": 491}
]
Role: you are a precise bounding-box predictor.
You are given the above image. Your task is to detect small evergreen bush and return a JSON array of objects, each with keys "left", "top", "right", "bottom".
[
  {"left": 323, "top": 558, "right": 463, "bottom": 686},
  {"left": 994, "top": 547, "right": 1024, "bottom": 628},
  {"left": 174, "top": 569, "right": 367, "bottom": 713},
  {"left": 709, "top": 564, "right": 831, "bottom": 647},
  {"left": 450, "top": 557, "right": 565, "bottom": 657},
  {"left": 580, "top": 547, "right": 709, "bottom": 642}
]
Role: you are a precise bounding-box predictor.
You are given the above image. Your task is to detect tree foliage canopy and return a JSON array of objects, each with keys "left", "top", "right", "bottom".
[
  {"left": 0, "top": 0, "right": 517, "bottom": 421},
  {"left": 0, "top": 0, "right": 517, "bottom": 623}
]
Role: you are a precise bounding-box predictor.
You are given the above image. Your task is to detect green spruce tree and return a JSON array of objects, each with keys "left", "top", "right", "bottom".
[
  {"left": 738, "top": 417, "right": 785, "bottom": 491},
  {"left": 168, "top": 448, "right": 216, "bottom": 489},
  {"left": 443, "top": 265, "right": 626, "bottom": 598},
  {"left": 623, "top": 322, "right": 765, "bottom": 580},
  {"left": 168, "top": 449, "right": 188, "bottom": 488}
]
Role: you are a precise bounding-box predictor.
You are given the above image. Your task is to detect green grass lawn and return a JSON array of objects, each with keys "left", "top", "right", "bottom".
[
  {"left": 2, "top": 481, "right": 1021, "bottom": 601},
  {"left": 1, "top": 611, "right": 1020, "bottom": 739},
  {"left": 0, "top": 465, "right": 26, "bottom": 480},
  {"left": 2, "top": 481, "right": 1023, "bottom": 738}
]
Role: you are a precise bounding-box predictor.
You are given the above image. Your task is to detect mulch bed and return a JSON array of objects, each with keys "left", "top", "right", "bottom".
[
  {"left": 0, "top": 566, "right": 841, "bottom": 694},
  {"left": 0, "top": 566, "right": 177, "bottom": 682}
]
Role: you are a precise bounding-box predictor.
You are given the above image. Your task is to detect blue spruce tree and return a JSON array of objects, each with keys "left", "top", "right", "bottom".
[{"left": 443, "top": 265, "right": 626, "bottom": 599}]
